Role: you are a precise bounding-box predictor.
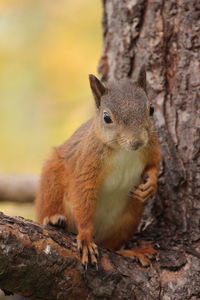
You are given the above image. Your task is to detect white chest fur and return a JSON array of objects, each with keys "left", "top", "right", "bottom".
[{"left": 94, "top": 149, "right": 145, "bottom": 242}]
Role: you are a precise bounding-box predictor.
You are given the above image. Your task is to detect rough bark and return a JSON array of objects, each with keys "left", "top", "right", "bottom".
[
  {"left": 0, "top": 173, "right": 37, "bottom": 202},
  {"left": 97, "top": 0, "right": 200, "bottom": 298},
  {"left": 0, "top": 212, "right": 200, "bottom": 300},
  {"left": 99, "top": 0, "right": 200, "bottom": 236}
]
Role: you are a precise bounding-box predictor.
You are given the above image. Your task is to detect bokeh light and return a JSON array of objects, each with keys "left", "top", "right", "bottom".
[{"left": 0, "top": 0, "right": 102, "bottom": 173}]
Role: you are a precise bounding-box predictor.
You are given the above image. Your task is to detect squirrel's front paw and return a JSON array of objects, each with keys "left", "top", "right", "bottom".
[
  {"left": 130, "top": 177, "right": 157, "bottom": 203},
  {"left": 77, "top": 238, "right": 99, "bottom": 270},
  {"left": 43, "top": 214, "right": 67, "bottom": 228}
]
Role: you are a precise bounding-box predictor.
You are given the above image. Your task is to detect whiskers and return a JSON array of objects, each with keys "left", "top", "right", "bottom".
[
  {"left": 107, "top": 136, "right": 127, "bottom": 146},
  {"left": 107, "top": 135, "right": 150, "bottom": 150},
  {"left": 117, "top": 137, "right": 129, "bottom": 148}
]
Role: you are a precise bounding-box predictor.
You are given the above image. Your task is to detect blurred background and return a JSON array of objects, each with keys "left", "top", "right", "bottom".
[{"left": 0, "top": 0, "right": 101, "bottom": 221}]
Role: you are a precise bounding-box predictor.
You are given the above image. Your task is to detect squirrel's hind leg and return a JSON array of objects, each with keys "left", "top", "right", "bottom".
[
  {"left": 35, "top": 149, "right": 67, "bottom": 226},
  {"left": 117, "top": 242, "right": 157, "bottom": 267}
]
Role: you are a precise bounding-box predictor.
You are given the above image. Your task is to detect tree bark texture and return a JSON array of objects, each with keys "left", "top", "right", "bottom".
[
  {"left": 0, "top": 212, "right": 200, "bottom": 300},
  {"left": 97, "top": 1, "right": 200, "bottom": 298},
  {"left": 99, "top": 0, "right": 200, "bottom": 235}
]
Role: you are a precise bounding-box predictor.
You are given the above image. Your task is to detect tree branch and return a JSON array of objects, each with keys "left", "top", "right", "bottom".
[
  {"left": 0, "top": 173, "right": 38, "bottom": 202},
  {"left": 0, "top": 212, "right": 200, "bottom": 299}
]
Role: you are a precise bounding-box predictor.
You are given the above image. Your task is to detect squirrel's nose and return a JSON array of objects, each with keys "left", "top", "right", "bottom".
[{"left": 131, "top": 140, "right": 144, "bottom": 150}]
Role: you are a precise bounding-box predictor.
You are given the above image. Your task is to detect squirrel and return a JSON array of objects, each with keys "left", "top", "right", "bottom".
[{"left": 35, "top": 66, "right": 161, "bottom": 268}]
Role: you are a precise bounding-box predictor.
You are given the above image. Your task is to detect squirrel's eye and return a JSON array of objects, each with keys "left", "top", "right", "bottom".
[
  {"left": 103, "top": 112, "right": 113, "bottom": 124},
  {"left": 149, "top": 104, "right": 154, "bottom": 116}
]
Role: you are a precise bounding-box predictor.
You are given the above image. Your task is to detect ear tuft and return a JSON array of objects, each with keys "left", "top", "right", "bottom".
[
  {"left": 137, "top": 65, "right": 147, "bottom": 93},
  {"left": 89, "top": 74, "right": 106, "bottom": 108}
]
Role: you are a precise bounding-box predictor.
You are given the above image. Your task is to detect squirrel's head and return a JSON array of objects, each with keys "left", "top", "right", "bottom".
[{"left": 89, "top": 66, "right": 155, "bottom": 151}]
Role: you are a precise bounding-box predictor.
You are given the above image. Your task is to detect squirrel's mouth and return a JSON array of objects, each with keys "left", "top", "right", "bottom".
[
  {"left": 130, "top": 140, "right": 144, "bottom": 151},
  {"left": 119, "top": 139, "right": 148, "bottom": 151},
  {"left": 119, "top": 139, "right": 147, "bottom": 152}
]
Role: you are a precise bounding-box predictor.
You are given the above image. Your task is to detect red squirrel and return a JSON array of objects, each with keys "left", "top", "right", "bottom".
[{"left": 36, "top": 66, "right": 161, "bottom": 268}]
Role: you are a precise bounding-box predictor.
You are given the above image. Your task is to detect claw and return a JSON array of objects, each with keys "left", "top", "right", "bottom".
[
  {"left": 76, "top": 239, "right": 99, "bottom": 269},
  {"left": 93, "top": 261, "right": 98, "bottom": 270},
  {"left": 83, "top": 261, "right": 88, "bottom": 270}
]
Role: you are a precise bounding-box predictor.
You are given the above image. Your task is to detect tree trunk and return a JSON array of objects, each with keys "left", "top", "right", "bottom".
[
  {"left": 97, "top": 0, "right": 200, "bottom": 297},
  {"left": 99, "top": 0, "right": 200, "bottom": 235}
]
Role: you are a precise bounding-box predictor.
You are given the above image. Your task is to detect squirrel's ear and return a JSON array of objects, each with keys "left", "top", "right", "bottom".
[
  {"left": 89, "top": 74, "right": 106, "bottom": 108},
  {"left": 137, "top": 65, "right": 147, "bottom": 93}
]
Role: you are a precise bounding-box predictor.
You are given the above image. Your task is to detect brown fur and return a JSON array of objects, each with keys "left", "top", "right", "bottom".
[{"left": 35, "top": 68, "right": 161, "bottom": 265}]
